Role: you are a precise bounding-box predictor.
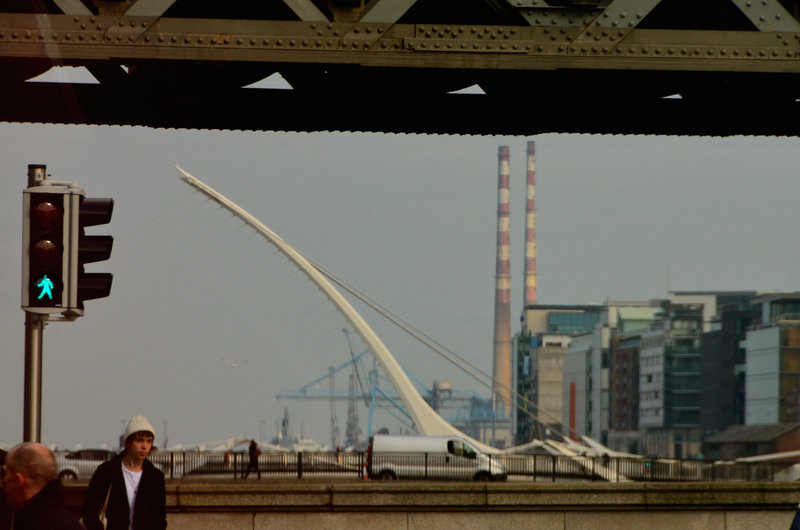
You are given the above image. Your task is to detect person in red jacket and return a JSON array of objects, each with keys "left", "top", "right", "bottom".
[{"left": 82, "top": 415, "right": 166, "bottom": 530}]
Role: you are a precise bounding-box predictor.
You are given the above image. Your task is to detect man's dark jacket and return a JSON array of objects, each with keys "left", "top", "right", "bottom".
[
  {"left": 81, "top": 453, "right": 166, "bottom": 530},
  {"left": 12, "top": 480, "right": 83, "bottom": 530}
]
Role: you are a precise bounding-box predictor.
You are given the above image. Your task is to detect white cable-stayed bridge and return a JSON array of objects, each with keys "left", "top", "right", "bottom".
[{"left": 173, "top": 165, "right": 619, "bottom": 467}]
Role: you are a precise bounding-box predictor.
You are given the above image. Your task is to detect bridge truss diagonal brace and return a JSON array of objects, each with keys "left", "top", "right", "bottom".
[
  {"left": 730, "top": 0, "right": 800, "bottom": 32},
  {"left": 571, "top": 0, "right": 661, "bottom": 50}
]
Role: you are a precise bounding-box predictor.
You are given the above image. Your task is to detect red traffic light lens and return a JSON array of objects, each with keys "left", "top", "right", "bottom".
[
  {"left": 31, "top": 200, "right": 61, "bottom": 230},
  {"left": 31, "top": 239, "right": 61, "bottom": 271}
]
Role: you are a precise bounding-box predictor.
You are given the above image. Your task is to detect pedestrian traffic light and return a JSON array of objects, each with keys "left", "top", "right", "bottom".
[
  {"left": 22, "top": 188, "right": 68, "bottom": 313},
  {"left": 65, "top": 194, "right": 114, "bottom": 316}
]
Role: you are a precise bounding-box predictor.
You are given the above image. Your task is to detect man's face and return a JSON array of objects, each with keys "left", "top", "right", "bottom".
[
  {"left": 128, "top": 433, "right": 154, "bottom": 460},
  {"left": 3, "top": 456, "right": 25, "bottom": 509}
]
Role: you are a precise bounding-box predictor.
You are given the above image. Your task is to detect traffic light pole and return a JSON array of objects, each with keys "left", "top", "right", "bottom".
[
  {"left": 23, "top": 164, "right": 46, "bottom": 442},
  {"left": 23, "top": 312, "right": 46, "bottom": 442}
]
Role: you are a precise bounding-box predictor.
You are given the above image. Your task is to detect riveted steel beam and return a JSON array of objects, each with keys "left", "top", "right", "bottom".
[
  {"left": 361, "top": 0, "right": 420, "bottom": 23},
  {"left": 570, "top": 0, "right": 661, "bottom": 52},
  {"left": 283, "top": 0, "right": 330, "bottom": 22},
  {"left": 2, "top": 15, "right": 800, "bottom": 75},
  {"left": 730, "top": 0, "right": 800, "bottom": 32}
]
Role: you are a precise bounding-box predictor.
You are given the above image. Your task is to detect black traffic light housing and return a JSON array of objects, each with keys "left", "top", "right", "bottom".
[
  {"left": 22, "top": 166, "right": 114, "bottom": 319},
  {"left": 70, "top": 196, "right": 114, "bottom": 314},
  {"left": 22, "top": 188, "right": 68, "bottom": 313}
]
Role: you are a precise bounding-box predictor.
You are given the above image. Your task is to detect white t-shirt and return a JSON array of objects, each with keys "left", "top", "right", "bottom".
[{"left": 121, "top": 464, "right": 143, "bottom": 530}]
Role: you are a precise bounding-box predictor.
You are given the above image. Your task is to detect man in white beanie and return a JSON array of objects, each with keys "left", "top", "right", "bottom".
[{"left": 81, "top": 415, "right": 166, "bottom": 530}]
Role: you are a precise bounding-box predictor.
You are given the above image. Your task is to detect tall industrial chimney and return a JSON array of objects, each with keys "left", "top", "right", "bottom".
[
  {"left": 523, "top": 141, "right": 537, "bottom": 309},
  {"left": 492, "top": 146, "right": 512, "bottom": 418}
]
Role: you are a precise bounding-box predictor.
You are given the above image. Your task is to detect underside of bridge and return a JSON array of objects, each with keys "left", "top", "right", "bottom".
[{"left": 3, "top": 0, "right": 800, "bottom": 135}]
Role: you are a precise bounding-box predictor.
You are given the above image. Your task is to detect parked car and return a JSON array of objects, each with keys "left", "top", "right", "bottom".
[
  {"left": 55, "top": 449, "right": 117, "bottom": 480},
  {"left": 367, "top": 434, "right": 507, "bottom": 481}
]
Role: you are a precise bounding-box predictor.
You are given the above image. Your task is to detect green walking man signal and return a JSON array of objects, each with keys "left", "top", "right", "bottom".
[{"left": 35, "top": 275, "right": 54, "bottom": 300}]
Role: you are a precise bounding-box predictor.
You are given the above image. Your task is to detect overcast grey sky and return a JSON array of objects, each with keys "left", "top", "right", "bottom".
[{"left": 2, "top": 110, "right": 800, "bottom": 449}]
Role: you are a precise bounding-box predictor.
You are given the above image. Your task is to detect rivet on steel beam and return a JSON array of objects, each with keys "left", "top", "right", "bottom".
[
  {"left": 537, "top": 45, "right": 543, "bottom": 51},
  {"left": 236, "top": 38, "right": 242, "bottom": 45},
  {"left": 144, "top": 35, "right": 150, "bottom": 42},
  {"left": 788, "top": 51, "right": 794, "bottom": 57},
  {"left": 302, "top": 39, "right": 308, "bottom": 46},
  {"left": 668, "top": 48, "right": 674, "bottom": 54},
  {"left": 118, "top": 21, "right": 124, "bottom": 27},
  {"left": 80, "top": 24, "right": 86, "bottom": 30},
  {"left": 263, "top": 38, "right": 269, "bottom": 45},
  {"left": 353, "top": 27, "right": 360, "bottom": 34}
]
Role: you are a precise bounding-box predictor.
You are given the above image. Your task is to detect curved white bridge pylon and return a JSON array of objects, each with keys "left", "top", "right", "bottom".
[{"left": 175, "top": 165, "right": 499, "bottom": 454}]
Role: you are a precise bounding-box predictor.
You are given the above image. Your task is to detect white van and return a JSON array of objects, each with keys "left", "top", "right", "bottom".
[{"left": 367, "top": 434, "right": 507, "bottom": 481}]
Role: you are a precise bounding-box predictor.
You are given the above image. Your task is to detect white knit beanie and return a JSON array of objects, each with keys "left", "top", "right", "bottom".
[{"left": 124, "top": 414, "right": 156, "bottom": 443}]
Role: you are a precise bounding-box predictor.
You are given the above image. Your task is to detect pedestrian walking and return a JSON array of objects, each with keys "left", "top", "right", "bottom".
[
  {"left": 243, "top": 440, "right": 261, "bottom": 479},
  {"left": 82, "top": 415, "right": 167, "bottom": 530}
]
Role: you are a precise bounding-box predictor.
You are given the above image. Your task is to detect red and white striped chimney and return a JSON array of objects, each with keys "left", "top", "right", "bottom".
[
  {"left": 492, "top": 146, "right": 512, "bottom": 417},
  {"left": 523, "top": 141, "right": 537, "bottom": 309}
]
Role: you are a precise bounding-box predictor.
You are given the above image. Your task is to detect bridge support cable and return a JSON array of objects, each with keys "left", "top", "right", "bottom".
[
  {"left": 175, "top": 165, "right": 499, "bottom": 453},
  {"left": 308, "top": 258, "right": 591, "bottom": 449}
]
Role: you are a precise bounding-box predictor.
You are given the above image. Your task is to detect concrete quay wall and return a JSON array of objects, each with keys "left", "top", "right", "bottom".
[{"left": 64, "top": 481, "right": 800, "bottom": 529}]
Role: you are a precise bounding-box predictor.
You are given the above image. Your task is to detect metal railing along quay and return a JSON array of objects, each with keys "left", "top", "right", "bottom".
[{"left": 144, "top": 451, "right": 800, "bottom": 482}]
